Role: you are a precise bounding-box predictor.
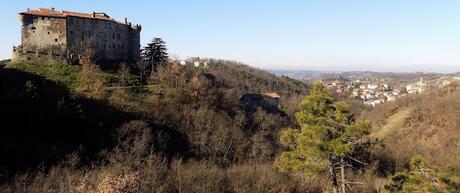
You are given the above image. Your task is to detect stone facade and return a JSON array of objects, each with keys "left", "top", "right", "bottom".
[{"left": 12, "top": 8, "right": 141, "bottom": 65}]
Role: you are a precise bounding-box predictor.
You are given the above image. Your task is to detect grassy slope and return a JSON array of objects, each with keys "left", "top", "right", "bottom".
[
  {"left": 371, "top": 107, "right": 411, "bottom": 139},
  {"left": 362, "top": 90, "right": 460, "bottom": 169}
]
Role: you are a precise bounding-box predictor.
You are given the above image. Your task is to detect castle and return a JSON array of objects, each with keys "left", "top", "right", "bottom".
[{"left": 12, "top": 8, "right": 141, "bottom": 65}]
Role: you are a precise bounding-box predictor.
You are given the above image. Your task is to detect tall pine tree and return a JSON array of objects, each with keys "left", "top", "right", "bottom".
[
  {"left": 141, "top": 37, "right": 169, "bottom": 73},
  {"left": 275, "top": 83, "right": 372, "bottom": 193}
]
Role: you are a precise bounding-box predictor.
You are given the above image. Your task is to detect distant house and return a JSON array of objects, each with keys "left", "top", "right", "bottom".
[
  {"left": 406, "top": 80, "right": 426, "bottom": 94},
  {"left": 262, "top": 92, "right": 280, "bottom": 108},
  {"left": 241, "top": 92, "right": 280, "bottom": 112},
  {"left": 352, "top": 89, "right": 359, "bottom": 97},
  {"left": 367, "top": 84, "right": 378, "bottom": 90},
  {"left": 387, "top": 94, "right": 397, "bottom": 101},
  {"left": 382, "top": 84, "right": 389, "bottom": 90}
]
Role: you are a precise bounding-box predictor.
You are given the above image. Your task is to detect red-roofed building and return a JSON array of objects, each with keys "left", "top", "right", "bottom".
[{"left": 12, "top": 8, "right": 141, "bottom": 65}]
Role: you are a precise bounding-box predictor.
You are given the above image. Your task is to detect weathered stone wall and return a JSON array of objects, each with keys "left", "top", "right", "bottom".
[
  {"left": 14, "top": 15, "right": 67, "bottom": 60},
  {"left": 128, "top": 25, "right": 141, "bottom": 62},
  {"left": 13, "top": 13, "right": 141, "bottom": 65},
  {"left": 66, "top": 17, "right": 140, "bottom": 63}
]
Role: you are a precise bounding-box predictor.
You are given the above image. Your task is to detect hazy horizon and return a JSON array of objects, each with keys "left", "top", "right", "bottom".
[{"left": 1, "top": 0, "right": 460, "bottom": 73}]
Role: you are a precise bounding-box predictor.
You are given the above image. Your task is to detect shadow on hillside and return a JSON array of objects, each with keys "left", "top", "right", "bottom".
[
  {"left": 0, "top": 66, "right": 191, "bottom": 179},
  {"left": 0, "top": 67, "right": 189, "bottom": 179}
]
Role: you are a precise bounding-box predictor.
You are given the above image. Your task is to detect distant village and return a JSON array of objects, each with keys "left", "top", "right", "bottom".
[{"left": 322, "top": 76, "right": 460, "bottom": 106}]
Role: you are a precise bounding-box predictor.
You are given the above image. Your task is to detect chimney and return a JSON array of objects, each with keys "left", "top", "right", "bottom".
[
  {"left": 92, "top": 12, "right": 96, "bottom": 19},
  {"left": 124, "top": 17, "right": 128, "bottom": 24},
  {"left": 51, "top": 7, "right": 55, "bottom": 10}
]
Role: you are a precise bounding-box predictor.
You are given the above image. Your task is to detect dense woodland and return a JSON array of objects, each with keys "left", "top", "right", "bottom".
[{"left": 0, "top": 49, "right": 459, "bottom": 193}]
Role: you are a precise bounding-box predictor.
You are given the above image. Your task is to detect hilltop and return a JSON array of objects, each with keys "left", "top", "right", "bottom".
[{"left": 272, "top": 69, "right": 444, "bottom": 85}]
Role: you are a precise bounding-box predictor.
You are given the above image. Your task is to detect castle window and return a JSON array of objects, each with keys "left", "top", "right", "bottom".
[
  {"left": 81, "top": 33, "right": 84, "bottom": 41},
  {"left": 55, "top": 38, "right": 58, "bottom": 42},
  {"left": 48, "top": 32, "right": 50, "bottom": 35},
  {"left": 104, "top": 33, "right": 107, "bottom": 39},
  {"left": 112, "top": 33, "right": 115, "bottom": 39},
  {"left": 70, "top": 30, "right": 73, "bottom": 34},
  {"left": 122, "top": 44, "right": 124, "bottom": 49},
  {"left": 113, "top": 44, "right": 115, "bottom": 48},
  {"left": 32, "top": 31, "right": 35, "bottom": 33},
  {"left": 104, "top": 44, "right": 106, "bottom": 49},
  {"left": 117, "top": 34, "right": 120, "bottom": 40}
]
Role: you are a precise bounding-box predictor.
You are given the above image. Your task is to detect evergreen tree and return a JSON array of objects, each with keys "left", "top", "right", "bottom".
[
  {"left": 275, "top": 83, "right": 372, "bottom": 193},
  {"left": 141, "top": 38, "right": 169, "bottom": 73},
  {"left": 383, "top": 156, "right": 454, "bottom": 193}
]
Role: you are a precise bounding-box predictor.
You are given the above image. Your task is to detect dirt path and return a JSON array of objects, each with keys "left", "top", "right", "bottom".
[{"left": 371, "top": 108, "right": 411, "bottom": 139}]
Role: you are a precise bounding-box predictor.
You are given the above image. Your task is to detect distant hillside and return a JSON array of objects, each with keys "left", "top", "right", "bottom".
[
  {"left": 267, "top": 69, "right": 322, "bottom": 79},
  {"left": 360, "top": 86, "right": 460, "bottom": 168},
  {"left": 270, "top": 69, "right": 445, "bottom": 86}
]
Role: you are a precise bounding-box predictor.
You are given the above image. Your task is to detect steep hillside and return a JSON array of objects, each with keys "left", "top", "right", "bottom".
[
  {"left": 360, "top": 87, "right": 460, "bottom": 169},
  {"left": 207, "top": 60, "right": 309, "bottom": 116},
  {"left": 0, "top": 60, "right": 310, "bottom": 184},
  {"left": 209, "top": 60, "right": 308, "bottom": 97},
  {"left": 0, "top": 62, "right": 134, "bottom": 174},
  {"left": 370, "top": 108, "right": 411, "bottom": 139}
]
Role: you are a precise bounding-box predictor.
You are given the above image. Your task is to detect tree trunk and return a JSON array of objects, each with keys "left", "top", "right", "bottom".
[
  {"left": 330, "top": 164, "right": 339, "bottom": 193},
  {"left": 340, "top": 157, "right": 346, "bottom": 193}
]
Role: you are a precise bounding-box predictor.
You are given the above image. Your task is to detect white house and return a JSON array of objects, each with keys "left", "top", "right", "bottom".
[{"left": 367, "top": 84, "right": 378, "bottom": 90}]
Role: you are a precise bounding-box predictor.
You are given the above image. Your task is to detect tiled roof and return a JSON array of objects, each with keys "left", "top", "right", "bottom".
[
  {"left": 20, "top": 8, "right": 114, "bottom": 22},
  {"left": 262, "top": 92, "right": 281, "bottom": 99}
]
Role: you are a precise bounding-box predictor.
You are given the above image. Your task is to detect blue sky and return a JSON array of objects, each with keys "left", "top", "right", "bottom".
[{"left": 1, "top": 0, "right": 460, "bottom": 72}]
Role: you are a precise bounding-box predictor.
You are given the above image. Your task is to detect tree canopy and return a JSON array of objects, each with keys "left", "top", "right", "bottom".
[
  {"left": 275, "top": 83, "right": 372, "bottom": 193},
  {"left": 141, "top": 37, "right": 169, "bottom": 73}
]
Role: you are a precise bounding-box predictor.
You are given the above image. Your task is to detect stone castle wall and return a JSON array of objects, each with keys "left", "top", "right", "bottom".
[
  {"left": 66, "top": 16, "right": 141, "bottom": 63},
  {"left": 13, "top": 11, "right": 141, "bottom": 65},
  {"left": 13, "top": 15, "right": 67, "bottom": 61}
]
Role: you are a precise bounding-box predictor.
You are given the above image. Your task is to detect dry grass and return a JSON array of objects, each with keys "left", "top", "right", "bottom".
[
  {"left": 362, "top": 87, "right": 460, "bottom": 169},
  {"left": 370, "top": 107, "right": 411, "bottom": 139}
]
